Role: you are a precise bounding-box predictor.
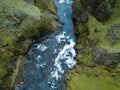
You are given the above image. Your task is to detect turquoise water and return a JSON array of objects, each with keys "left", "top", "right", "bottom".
[
  {"left": 15, "top": 0, "right": 76, "bottom": 90},
  {"left": 54, "top": 0, "right": 75, "bottom": 41}
]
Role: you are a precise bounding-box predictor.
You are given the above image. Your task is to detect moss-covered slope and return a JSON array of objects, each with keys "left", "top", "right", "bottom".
[
  {"left": 67, "top": 0, "right": 120, "bottom": 90},
  {"left": 0, "top": 0, "right": 57, "bottom": 89}
]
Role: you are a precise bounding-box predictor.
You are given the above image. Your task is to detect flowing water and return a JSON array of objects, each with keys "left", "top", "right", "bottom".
[{"left": 16, "top": 0, "right": 76, "bottom": 90}]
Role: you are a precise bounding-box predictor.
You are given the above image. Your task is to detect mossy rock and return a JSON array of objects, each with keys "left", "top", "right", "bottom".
[
  {"left": 76, "top": 14, "right": 120, "bottom": 65},
  {"left": 0, "top": 0, "right": 57, "bottom": 89},
  {"left": 67, "top": 73, "right": 120, "bottom": 90},
  {"left": 35, "top": 0, "right": 57, "bottom": 31},
  {"left": 68, "top": 0, "right": 120, "bottom": 90},
  {"left": 35, "top": 0, "right": 56, "bottom": 14},
  {"left": 73, "top": 0, "right": 117, "bottom": 22}
]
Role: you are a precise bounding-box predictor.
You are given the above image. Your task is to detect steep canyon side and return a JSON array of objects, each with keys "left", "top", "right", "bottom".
[
  {"left": 0, "top": 0, "right": 58, "bottom": 89},
  {"left": 67, "top": 0, "right": 120, "bottom": 90},
  {"left": 1, "top": 0, "right": 120, "bottom": 90}
]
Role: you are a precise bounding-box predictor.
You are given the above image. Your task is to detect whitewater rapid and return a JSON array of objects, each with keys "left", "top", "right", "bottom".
[{"left": 15, "top": 0, "right": 76, "bottom": 90}]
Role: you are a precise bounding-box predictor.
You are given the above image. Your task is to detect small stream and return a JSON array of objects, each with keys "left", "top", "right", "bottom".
[{"left": 16, "top": 0, "right": 76, "bottom": 90}]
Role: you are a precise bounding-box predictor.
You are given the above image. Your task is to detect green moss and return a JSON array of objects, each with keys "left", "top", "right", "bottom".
[
  {"left": 10, "top": 56, "right": 22, "bottom": 88},
  {"left": 77, "top": 47, "right": 94, "bottom": 66},
  {"left": 68, "top": 1, "right": 120, "bottom": 90},
  {"left": 0, "top": 30, "right": 14, "bottom": 46},
  {"left": 87, "top": 16, "right": 106, "bottom": 41},
  {"left": 0, "top": 0, "right": 41, "bottom": 20},
  {"left": 100, "top": 43, "right": 120, "bottom": 53},
  {"left": 0, "top": 0, "right": 57, "bottom": 89},
  {"left": 39, "top": 13, "right": 57, "bottom": 32},
  {"left": 35, "top": 0, "right": 57, "bottom": 31},
  {"left": 0, "top": 48, "right": 14, "bottom": 88},
  {"left": 107, "top": 0, "right": 120, "bottom": 22},
  {"left": 72, "top": 0, "right": 86, "bottom": 14},
  {"left": 75, "top": 11, "right": 120, "bottom": 64},
  {"left": 86, "top": 16, "right": 120, "bottom": 54},
  {"left": 35, "top": 0, "right": 56, "bottom": 14},
  {"left": 67, "top": 73, "right": 120, "bottom": 90}
]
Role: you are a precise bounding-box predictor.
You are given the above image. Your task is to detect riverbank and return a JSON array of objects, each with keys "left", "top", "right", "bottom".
[
  {"left": 67, "top": 0, "right": 120, "bottom": 90},
  {"left": 0, "top": 0, "right": 58, "bottom": 89}
]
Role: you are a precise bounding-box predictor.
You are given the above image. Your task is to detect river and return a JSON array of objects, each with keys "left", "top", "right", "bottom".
[{"left": 16, "top": 0, "right": 76, "bottom": 90}]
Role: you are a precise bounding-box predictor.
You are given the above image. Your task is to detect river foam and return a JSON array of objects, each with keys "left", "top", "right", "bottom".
[
  {"left": 16, "top": 0, "right": 76, "bottom": 90},
  {"left": 47, "top": 31, "right": 76, "bottom": 89}
]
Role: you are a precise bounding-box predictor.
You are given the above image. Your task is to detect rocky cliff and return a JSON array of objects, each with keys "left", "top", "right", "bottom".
[
  {"left": 0, "top": 0, "right": 120, "bottom": 90},
  {"left": 67, "top": 0, "right": 120, "bottom": 90},
  {"left": 0, "top": 0, "right": 57, "bottom": 89}
]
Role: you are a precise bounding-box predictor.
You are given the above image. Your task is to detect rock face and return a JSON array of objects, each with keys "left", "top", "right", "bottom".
[
  {"left": 0, "top": 0, "right": 57, "bottom": 89},
  {"left": 73, "top": 0, "right": 117, "bottom": 22},
  {"left": 67, "top": 0, "right": 120, "bottom": 90},
  {"left": 1, "top": 0, "right": 120, "bottom": 90}
]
